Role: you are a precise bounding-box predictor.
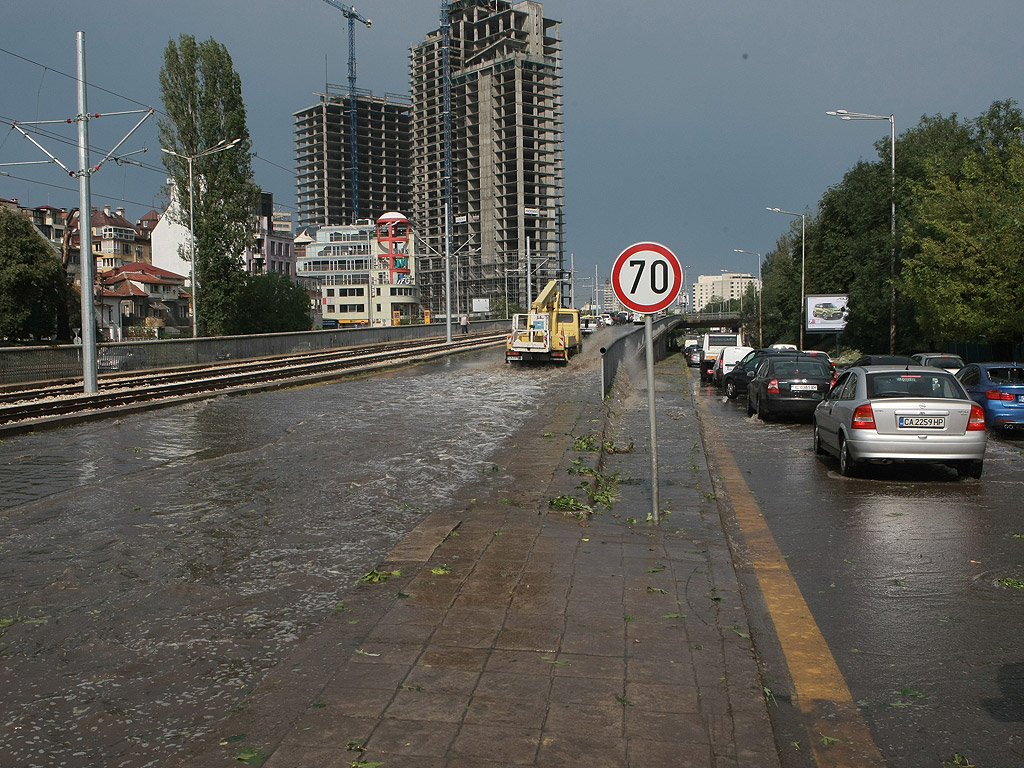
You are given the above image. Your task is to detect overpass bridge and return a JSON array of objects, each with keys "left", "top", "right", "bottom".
[{"left": 665, "top": 311, "right": 744, "bottom": 332}]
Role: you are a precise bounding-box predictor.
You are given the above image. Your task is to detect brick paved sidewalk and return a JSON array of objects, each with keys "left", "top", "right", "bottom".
[{"left": 181, "top": 355, "right": 779, "bottom": 768}]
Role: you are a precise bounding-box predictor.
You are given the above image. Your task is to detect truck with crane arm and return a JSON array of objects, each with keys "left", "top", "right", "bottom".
[{"left": 505, "top": 280, "right": 582, "bottom": 364}]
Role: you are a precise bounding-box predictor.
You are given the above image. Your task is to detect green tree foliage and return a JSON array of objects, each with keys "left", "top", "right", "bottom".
[
  {"left": 759, "top": 235, "right": 801, "bottom": 346},
  {"left": 0, "top": 208, "right": 71, "bottom": 342},
  {"left": 235, "top": 271, "right": 313, "bottom": 334},
  {"left": 814, "top": 160, "right": 893, "bottom": 351},
  {"left": 902, "top": 101, "right": 1024, "bottom": 344},
  {"left": 488, "top": 294, "right": 524, "bottom": 320},
  {"left": 759, "top": 99, "right": 1023, "bottom": 353},
  {"left": 158, "top": 35, "right": 260, "bottom": 336}
]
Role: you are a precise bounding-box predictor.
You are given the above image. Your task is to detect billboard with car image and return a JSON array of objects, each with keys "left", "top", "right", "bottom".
[{"left": 806, "top": 294, "right": 849, "bottom": 332}]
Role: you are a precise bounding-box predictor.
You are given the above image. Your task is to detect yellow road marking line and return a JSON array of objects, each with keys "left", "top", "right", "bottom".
[{"left": 696, "top": 394, "right": 886, "bottom": 767}]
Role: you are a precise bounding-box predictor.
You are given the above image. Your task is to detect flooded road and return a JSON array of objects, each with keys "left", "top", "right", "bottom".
[
  {"left": 0, "top": 344, "right": 606, "bottom": 768},
  {"left": 696, "top": 380, "right": 1024, "bottom": 768}
]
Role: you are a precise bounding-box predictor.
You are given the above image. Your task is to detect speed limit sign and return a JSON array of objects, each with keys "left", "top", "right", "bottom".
[{"left": 611, "top": 242, "right": 682, "bottom": 314}]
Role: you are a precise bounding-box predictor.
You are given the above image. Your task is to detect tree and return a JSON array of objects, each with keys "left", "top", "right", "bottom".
[
  {"left": 0, "top": 208, "right": 71, "bottom": 342},
  {"left": 158, "top": 35, "right": 260, "bottom": 336},
  {"left": 814, "top": 161, "right": 893, "bottom": 351},
  {"left": 758, "top": 235, "right": 801, "bottom": 346},
  {"left": 235, "top": 272, "right": 313, "bottom": 334},
  {"left": 488, "top": 294, "right": 523, "bottom": 320},
  {"left": 902, "top": 102, "right": 1024, "bottom": 344}
]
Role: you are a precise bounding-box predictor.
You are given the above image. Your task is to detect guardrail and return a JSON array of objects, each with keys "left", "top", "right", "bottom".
[
  {"left": 0, "top": 320, "right": 512, "bottom": 386},
  {"left": 599, "top": 317, "right": 683, "bottom": 398}
]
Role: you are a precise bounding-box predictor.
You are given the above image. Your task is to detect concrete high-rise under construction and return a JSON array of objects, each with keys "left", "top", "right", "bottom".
[
  {"left": 294, "top": 86, "right": 412, "bottom": 230},
  {"left": 411, "top": 0, "right": 565, "bottom": 317}
]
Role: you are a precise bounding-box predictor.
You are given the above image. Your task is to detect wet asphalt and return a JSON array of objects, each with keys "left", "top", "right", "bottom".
[{"left": 0, "top": 341, "right": 779, "bottom": 767}]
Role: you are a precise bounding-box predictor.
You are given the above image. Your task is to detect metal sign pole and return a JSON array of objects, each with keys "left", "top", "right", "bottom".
[
  {"left": 645, "top": 314, "right": 659, "bottom": 524},
  {"left": 610, "top": 242, "right": 681, "bottom": 526}
]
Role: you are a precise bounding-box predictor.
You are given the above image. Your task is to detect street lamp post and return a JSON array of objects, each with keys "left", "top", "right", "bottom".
[
  {"left": 734, "top": 249, "right": 762, "bottom": 347},
  {"left": 767, "top": 207, "right": 806, "bottom": 349},
  {"left": 827, "top": 109, "right": 896, "bottom": 353},
  {"left": 682, "top": 264, "right": 691, "bottom": 312},
  {"left": 161, "top": 138, "right": 241, "bottom": 338}
]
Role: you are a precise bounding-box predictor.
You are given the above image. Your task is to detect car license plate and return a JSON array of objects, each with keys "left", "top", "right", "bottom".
[
  {"left": 791, "top": 384, "right": 817, "bottom": 392},
  {"left": 1018, "top": 394, "right": 1024, "bottom": 403},
  {"left": 898, "top": 416, "right": 945, "bottom": 429}
]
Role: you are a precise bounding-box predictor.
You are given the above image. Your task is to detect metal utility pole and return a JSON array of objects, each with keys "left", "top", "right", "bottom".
[
  {"left": 827, "top": 109, "right": 897, "bottom": 353},
  {"left": 7, "top": 31, "right": 152, "bottom": 393},
  {"left": 441, "top": 0, "right": 454, "bottom": 341},
  {"left": 76, "top": 33, "right": 97, "bottom": 393},
  {"left": 319, "top": 0, "right": 371, "bottom": 221}
]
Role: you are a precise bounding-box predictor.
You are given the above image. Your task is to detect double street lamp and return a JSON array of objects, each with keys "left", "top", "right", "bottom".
[
  {"left": 827, "top": 109, "right": 897, "bottom": 353},
  {"left": 161, "top": 137, "right": 241, "bottom": 338},
  {"left": 734, "top": 249, "right": 762, "bottom": 347},
  {"left": 766, "top": 207, "right": 806, "bottom": 349}
]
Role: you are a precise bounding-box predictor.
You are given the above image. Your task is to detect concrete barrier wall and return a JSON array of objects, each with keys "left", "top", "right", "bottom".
[
  {"left": 0, "top": 319, "right": 512, "bottom": 385},
  {"left": 600, "top": 317, "right": 683, "bottom": 398}
]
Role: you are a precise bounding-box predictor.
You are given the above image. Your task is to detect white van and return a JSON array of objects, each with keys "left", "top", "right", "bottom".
[
  {"left": 700, "top": 331, "right": 744, "bottom": 383},
  {"left": 712, "top": 345, "right": 754, "bottom": 387}
]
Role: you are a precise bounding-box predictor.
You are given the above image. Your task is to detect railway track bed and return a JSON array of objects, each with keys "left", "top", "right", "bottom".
[{"left": 0, "top": 333, "right": 505, "bottom": 436}]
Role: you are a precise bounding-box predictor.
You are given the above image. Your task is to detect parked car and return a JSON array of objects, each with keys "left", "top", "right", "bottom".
[
  {"left": 813, "top": 365, "right": 986, "bottom": 478},
  {"left": 746, "top": 355, "right": 834, "bottom": 420},
  {"left": 97, "top": 346, "right": 144, "bottom": 373},
  {"left": 722, "top": 348, "right": 800, "bottom": 399},
  {"left": 956, "top": 362, "right": 1024, "bottom": 431},
  {"left": 712, "top": 345, "right": 754, "bottom": 388},
  {"left": 911, "top": 352, "right": 965, "bottom": 373},
  {"left": 849, "top": 354, "right": 915, "bottom": 368}
]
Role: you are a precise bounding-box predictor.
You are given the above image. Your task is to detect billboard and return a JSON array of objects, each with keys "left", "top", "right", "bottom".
[
  {"left": 806, "top": 294, "right": 849, "bottom": 332},
  {"left": 472, "top": 298, "right": 491, "bottom": 314}
]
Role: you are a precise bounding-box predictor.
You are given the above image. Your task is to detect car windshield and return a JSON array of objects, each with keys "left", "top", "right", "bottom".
[
  {"left": 769, "top": 359, "right": 830, "bottom": 378},
  {"left": 929, "top": 355, "right": 964, "bottom": 367},
  {"left": 867, "top": 371, "right": 965, "bottom": 399},
  {"left": 988, "top": 366, "right": 1024, "bottom": 384}
]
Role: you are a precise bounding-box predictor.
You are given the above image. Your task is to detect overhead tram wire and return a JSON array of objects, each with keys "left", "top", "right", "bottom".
[
  {"left": 0, "top": 45, "right": 161, "bottom": 115},
  {"left": 2, "top": 44, "right": 299, "bottom": 211},
  {"left": 0, "top": 114, "right": 168, "bottom": 176}
]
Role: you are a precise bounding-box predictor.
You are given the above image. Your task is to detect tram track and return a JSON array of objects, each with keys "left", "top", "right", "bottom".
[{"left": 0, "top": 332, "right": 506, "bottom": 435}]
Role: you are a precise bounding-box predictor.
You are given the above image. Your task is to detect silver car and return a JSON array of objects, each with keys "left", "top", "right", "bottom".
[{"left": 812, "top": 365, "right": 987, "bottom": 478}]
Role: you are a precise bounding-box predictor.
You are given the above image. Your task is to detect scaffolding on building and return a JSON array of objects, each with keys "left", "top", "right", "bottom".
[
  {"left": 410, "top": 0, "right": 565, "bottom": 316},
  {"left": 294, "top": 87, "right": 412, "bottom": 230}
]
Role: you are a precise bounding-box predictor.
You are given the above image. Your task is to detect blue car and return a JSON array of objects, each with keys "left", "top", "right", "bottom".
[{"left": 956, "top": 363, "right": 1024, "bottom": 431}]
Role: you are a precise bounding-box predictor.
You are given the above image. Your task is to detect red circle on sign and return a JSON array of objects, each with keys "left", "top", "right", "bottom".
[{"left": 611, "top": 242, "right": 682, "bottom": 313}]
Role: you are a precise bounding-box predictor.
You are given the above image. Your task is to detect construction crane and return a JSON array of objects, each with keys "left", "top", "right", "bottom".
[{"left": 320, "top": 0, "right": 371, "bottom": 221}]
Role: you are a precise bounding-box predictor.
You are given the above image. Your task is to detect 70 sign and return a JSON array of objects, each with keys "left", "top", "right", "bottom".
[{"left": 611, "top": 242, "right": 682, "bottom": 314}]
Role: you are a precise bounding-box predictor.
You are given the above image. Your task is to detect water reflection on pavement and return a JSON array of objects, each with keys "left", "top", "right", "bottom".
[{"left": 0, "top": 348, "right": 581, "bottom": 768}]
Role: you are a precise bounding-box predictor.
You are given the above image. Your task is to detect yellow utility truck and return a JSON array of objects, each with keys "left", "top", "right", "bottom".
[{"left": 506, "top": 280, "right": 582, "bottom": 364}]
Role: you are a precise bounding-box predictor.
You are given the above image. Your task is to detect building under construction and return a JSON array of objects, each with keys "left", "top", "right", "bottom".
[
  {"left": 410, "top": 0, "right": 565, "bottom": 317},
  {"left": 294, "top": 86, "right": 412, "bottom": 230}
]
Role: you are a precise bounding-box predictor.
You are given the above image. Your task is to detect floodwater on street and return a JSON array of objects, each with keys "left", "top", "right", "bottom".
[{"left": 0, "top": 344, "right": 604, "bottom": 768}]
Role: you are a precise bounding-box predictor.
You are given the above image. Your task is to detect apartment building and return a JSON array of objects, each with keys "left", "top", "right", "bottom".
[
  {"left": 410, "top": 0, "right": 565, "bottom": 317},
  {"left": 294, "top": 87, "right": 412, "bottom": 230},
  {"left": 693, "top": 272, "right": 760, "bottom": 312},
  {"left": 296, "top": 211, "right": 421, "bottom": 327},
  {"left": 241, "top": 193, "right": 296, "bottom": 277}
]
